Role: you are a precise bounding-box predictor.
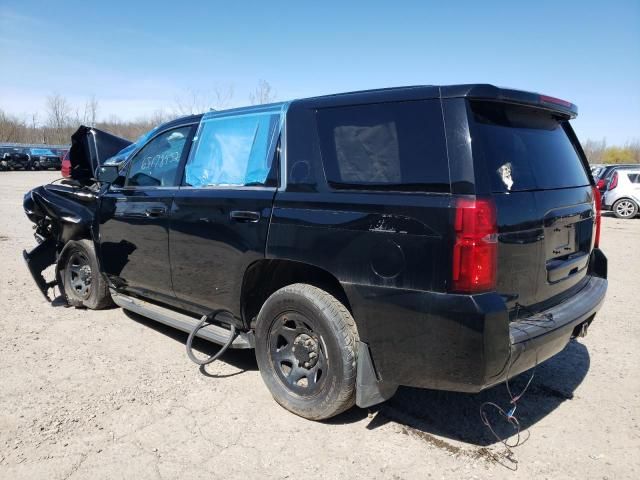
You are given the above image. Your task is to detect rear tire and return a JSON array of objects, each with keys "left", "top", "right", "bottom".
[
  {"left": 255, "top": 283, "right": 359, "bottom": 420},
  {"left": 60, "top": 239, "right": 113, "bottom": 309},
  {"left": 613, "top": 198, "right": 638, "bottom": 219}
]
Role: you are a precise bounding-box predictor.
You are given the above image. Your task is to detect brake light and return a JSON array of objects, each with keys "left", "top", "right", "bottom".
[
  {"left": 592, "top": 186, "right": 602, "bottom": 248},
  {"left": 596, "top": 178, "right": 605, "bottom": 191},
  {"left": 452, "top": 198, "right": 498, "bottom": 293},
  {"left": 609, "top": 172, "right": 618, "bottom": 190},
  {"left": 540, "top": 94, "right": 573, "bottom": 108}
]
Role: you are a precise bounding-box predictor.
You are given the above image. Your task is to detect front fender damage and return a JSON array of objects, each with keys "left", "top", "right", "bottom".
[{"left": 22, "top": 184, "right": 98, "bottom": 302}]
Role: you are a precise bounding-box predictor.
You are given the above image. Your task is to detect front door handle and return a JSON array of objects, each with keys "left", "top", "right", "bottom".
[
  {"left": 145, "top": 206, "right": 167, "bottom": 217},
  {"left": 230, "top": 210, "right": 261, "bottom": 222}
]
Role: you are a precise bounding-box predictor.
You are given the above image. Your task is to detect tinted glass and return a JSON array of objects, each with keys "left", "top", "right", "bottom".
[
  {"left": 627, "top": 172, "right": 640, "bottom": 184},
  {"left": 126, "top": 126, "right": 190, "bottom": 187},
  {"left": 316, "top": 100, "right": 450, "bottom": 192},
  {"left": 469, "top": 101, "right": 590, "bottom": 192},
  {"left": 184, "top": 111, "right": 280, "bottom": 187}
]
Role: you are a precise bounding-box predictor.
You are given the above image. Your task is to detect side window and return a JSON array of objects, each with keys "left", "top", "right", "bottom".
[
  {"left": 627, "top": 173, "right": 640, "bottom": 184},
  {"left": 184, "top": 112, "right": 280, "bottom": 187},
  {"left": 316, "top": 100, "right": 450, "bottom": 192},
  {"left": 126, "top": 126, "right": 191, "bottom": 188}
]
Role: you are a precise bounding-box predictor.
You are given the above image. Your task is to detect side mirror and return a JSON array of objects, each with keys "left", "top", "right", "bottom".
[{"left": 96, "top": 164, "right": 120, "bottom": 184}]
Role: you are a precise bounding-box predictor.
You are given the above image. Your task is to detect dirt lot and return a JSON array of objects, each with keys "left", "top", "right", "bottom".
[{"left": 1, "top": 171, "right": 638, "bottom": 479}]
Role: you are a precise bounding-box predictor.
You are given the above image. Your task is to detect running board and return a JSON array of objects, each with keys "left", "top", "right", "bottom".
[{"left": 110, "top": 290, "right": 254, "bottom": 349}]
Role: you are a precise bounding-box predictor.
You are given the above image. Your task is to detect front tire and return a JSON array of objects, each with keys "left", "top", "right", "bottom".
[
  {"left": 255, "top": 283, "right": 359, "bottom": 420},
  {"left": 60, "top": 239, "right": 113, "bottom": 309},
  {"left": 613, "top": 198, "right": 638, "bottom": 219}
]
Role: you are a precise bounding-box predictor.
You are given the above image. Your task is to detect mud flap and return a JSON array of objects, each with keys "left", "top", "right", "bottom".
[
  {"left": 356, "top": 341, "right": 398, "bottom": 408},
  {"left": 22, "top": 238, "right": 57, "bottom": 301}
]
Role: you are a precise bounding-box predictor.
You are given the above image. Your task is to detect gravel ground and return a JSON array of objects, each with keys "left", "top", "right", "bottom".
[{"left": 1, "top": 171, "right": 638, "bottom": 479}]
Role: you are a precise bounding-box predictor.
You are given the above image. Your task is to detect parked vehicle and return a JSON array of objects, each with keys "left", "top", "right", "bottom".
[
  {"left": 591, "top": 164, "right": 605, "bottom": 179},
  {"left": 28, "top": 147, "right": 62, "bottom": 170},
  {"left": 0, "top": 146, "right": 31, "bottom": 170},
  {"left": 594, "top": 164, "right": 640, "bottom": 193},
  {"left": 60, "top": 150, "right": 71, "bottom": 178},
  {"left": 23, "top": 85, "right": 607, "bottom": 420},
  {"left": 603, "top": 169, "right": 640, "bottom": 219}
]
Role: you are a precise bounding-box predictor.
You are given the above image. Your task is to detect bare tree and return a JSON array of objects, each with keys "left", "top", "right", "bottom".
[
  {"left": 213, "top": 83, "right": 235, "bottom": 110},
  {"left": 174, "top": 89, "right": 211, "bottom": 115},
  {"left": 174, "top": 84, "right": 235, "bottom": 115},
  {"left": 583, "top": 138, "right": 607, "bottom": 164},
  {"left": 45, "top": 94, "right": 71, "bottom": 130},
  {"left": 85, "top": 95, "right": 99, "bottom": 125},
  {"left": 249, "top": 79, "right": 276, "bottom": 105}
]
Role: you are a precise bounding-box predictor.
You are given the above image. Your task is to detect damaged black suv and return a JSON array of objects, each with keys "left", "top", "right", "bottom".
[{"left": 23, "top": 85, "right": 608, "bottom": 420}]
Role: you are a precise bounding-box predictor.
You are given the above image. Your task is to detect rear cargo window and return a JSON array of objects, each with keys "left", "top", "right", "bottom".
[
  {"left": 316, "top": 100, "right": 450, "bottom": 192},
  {"left": 469, "top": 101, "right": 590, "bottom": 192}
]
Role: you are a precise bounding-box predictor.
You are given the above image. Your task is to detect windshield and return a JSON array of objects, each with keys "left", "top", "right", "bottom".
[
  {"left": 103, "top": 127, "right": 158, "bottom": 165},
  {"left": 30, "top": 148, "right": 55, "bottom": 156}
]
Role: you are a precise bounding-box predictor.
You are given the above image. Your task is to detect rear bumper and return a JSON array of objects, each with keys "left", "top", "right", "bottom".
[
  {"left": 502, "top": 276, "right": 606, "bottom": 383},
  {"left": 348, "top": 250, "right": 607, "bottom": 406}
]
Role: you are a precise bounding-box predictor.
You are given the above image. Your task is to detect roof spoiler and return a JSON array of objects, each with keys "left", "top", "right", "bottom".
[{"left": 440, "top": 84, "right": 578, "bottom": 118}]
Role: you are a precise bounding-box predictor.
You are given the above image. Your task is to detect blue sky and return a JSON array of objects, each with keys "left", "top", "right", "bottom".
[{"left": 0, "top": 0, "right": 638, "bottom": 144}]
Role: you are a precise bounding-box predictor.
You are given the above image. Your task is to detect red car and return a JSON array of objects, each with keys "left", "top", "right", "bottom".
[{"left": 61, "top": 150, "right": 71, "bottom": 177}]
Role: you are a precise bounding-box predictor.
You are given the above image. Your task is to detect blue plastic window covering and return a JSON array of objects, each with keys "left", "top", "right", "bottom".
[{"left": 185, "top": 109, "right": 281, "bottom": 187}]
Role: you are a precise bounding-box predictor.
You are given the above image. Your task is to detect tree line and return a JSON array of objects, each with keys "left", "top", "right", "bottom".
[
  {"left": 1, "top": 82, "right": 638, "bottom": 165},
  {"left": 0, "top": 80, "right": 277, "bottom": 146},
  {"left": 582, "top": 139, "right": 640, "bottom": 165}
]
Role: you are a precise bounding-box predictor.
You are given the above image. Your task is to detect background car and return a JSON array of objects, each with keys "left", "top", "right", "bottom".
[
  {"left": 60, "top": 150, "right": 71, "bottom": 177},
  {"left": 28, "top": 147, "right": 62, "bottom": 170},
  {"left": 603, "top": 168, "right": 640, "bottom": 218},
  {"left": 0, "top": 146, "right": 31, "bottom": 170},
  {"left": 594, "top": 164, "right": 640, "bottom": 193}
]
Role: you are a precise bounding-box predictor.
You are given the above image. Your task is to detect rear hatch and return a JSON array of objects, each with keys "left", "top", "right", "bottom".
[{"left": 468, "top": 100, "right": 596, "bottom": 312}]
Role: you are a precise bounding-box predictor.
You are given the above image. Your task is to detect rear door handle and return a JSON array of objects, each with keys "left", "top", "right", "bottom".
[
  {"left": 145, "top": 206, "right": 167, "bottom": 217},
  {"left": 230, "top": 210, "right": 261, "bottom": 222}
]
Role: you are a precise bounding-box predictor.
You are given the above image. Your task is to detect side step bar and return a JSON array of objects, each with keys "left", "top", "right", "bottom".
[{"left": 111, "top": 290, "right": 254, "bottom": 349}]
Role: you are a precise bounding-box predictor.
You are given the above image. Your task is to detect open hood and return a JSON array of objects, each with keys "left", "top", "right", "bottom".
[{"left": 68, "top": 126, "right": 132, "bottom": 183}]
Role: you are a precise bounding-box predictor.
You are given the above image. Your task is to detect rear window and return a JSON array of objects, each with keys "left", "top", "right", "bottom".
[
  {"left": 469, "top": 101, "right": 590, "bottom": 192},
  {"left": 316, "top": 100, "right": 450, "bottom": 192}
]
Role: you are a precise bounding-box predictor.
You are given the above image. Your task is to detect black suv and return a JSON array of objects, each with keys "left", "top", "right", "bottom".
[
  {"left": 28, "top": 147, "right": 62, "bottom": 170},
  {"left": 1, "top": 146, "right": 31, "bottom": 170},
  {"left": 23, "top": 85, "right": 607, "bottom": 420}
]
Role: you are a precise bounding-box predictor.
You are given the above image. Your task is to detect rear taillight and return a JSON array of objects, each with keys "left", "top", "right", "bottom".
[
  {"left": 452, "top": 198, "right": 498, "bottom": 293},
  {"left": 592, "top": 186, "right": 602, "bottom": 248},
  {"left": 596, "top": 178, "right": 605, "bottom": 191},
  {"left": 609, "top": 172, "right": 618, "bottom": 190}
]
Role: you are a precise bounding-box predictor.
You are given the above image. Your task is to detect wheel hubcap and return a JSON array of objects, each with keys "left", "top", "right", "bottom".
[
  {"left": 269, "top": 312, "right": 327, "bottom": 395},
  {"left": 68, "top": 253, "right": 92, "bottom": 299},
  {"left": 616, "top": 201, "right": 635, "bottom": 217}
]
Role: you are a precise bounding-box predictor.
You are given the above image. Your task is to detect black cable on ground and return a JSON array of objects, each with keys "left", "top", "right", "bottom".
[{"left": 186, "top": 310, "right": 239, "bottom": 366}]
